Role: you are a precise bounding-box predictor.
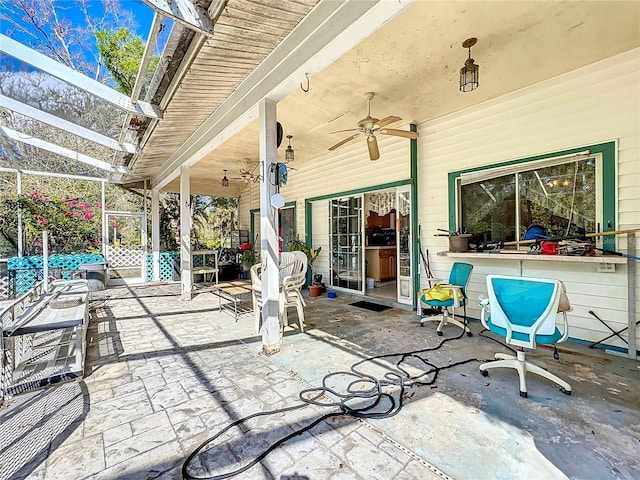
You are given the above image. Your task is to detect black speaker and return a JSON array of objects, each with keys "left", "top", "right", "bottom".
[{"left": 276, "top": 122, "right": 283, "bottom": 148}]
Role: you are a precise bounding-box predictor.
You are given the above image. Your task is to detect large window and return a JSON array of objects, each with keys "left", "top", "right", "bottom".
[{"left": 459, "top": 154, "right": 599, "bottom": 243}]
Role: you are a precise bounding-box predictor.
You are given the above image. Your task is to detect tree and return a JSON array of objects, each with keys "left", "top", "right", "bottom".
[{"left": 96, "top": 27, "right": 159, "bottom": 95}]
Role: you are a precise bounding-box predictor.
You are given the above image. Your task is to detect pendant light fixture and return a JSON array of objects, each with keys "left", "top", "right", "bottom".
[
  {"left": 221, "top": 169, "right": 229, "bottom": 187},
  {"left": 459, "top": 37, "right": 479, "bottom": 92},
  {"left": 285, "top": 135, "right": 294, "bottom": 162}
]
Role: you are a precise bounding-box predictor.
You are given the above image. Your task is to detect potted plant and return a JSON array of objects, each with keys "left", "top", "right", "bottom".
[
  {"left": 240, "top": 249, "right": 257, "bottom": 275},
  {"left": 287, "top": 235, "right": 323, "bottom": 295}
]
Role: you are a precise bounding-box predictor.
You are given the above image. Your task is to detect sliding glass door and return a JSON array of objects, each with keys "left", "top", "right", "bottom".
[
  {"left": 396, "top": 186, "right": 412, "bottom": 304},
  {"left": 330, "top": 196, "right": 364, "bottom": 292}
]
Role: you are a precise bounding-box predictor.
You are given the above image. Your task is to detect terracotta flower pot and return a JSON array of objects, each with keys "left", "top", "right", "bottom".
[{"left": 309, "top": 285, "right": 322, "bottom": 297}]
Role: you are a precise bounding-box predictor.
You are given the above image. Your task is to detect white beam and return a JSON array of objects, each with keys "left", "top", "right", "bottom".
[
  {"left": 1, "top": 95, "right": 137, "bottom": 154},
  {"left": 0, "top": 34, "right": 162, "bottom": 120},
  {"left": 0, "top": 167, "right": 105, "bottom": 182},
  {"left": 0, "top": 125, "right": 126, "bottom": 173},
  {"left": 151, "top": 0, "right": 413, "bottom": 190},
  {"left": 141, "top": 0, "right": 214, "bottom": 38},
  {"left": 180, "top": 165, "right": 192, "bottom": 300},
  {"left": 259, "top": 98, "right": 281, "bottom": 353},
  {"left": 17, "top": 171, "right": 23, "bottom": 257},
  {"left": 152, "top": 188, "right": 160, "bottom": 282}
]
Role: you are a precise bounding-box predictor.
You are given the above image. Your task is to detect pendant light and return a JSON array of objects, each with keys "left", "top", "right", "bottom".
[
  {"left": 285, "top": 135, "right": 294, "bottom": 162},
  {"left": 460, "top": 37, "right": 479, "bottom": 92},
  {"left": 221, "top": 169, "right": 229, "bottom": 187}
]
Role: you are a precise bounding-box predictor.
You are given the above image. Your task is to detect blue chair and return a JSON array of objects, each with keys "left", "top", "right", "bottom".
[
  {"left": 479, "top": 275, "right": 571, "bottom": 398},
  {"left": 419, "top": 262, "right": 473, "bottom": 336}
]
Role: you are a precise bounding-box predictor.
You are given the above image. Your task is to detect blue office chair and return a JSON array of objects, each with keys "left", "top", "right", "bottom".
[
  {"left": 419, "top": 262, "right": 473, "bottom": 336},
  {"left": 479, "top": 275, "right": 571, "bottom": 398}
]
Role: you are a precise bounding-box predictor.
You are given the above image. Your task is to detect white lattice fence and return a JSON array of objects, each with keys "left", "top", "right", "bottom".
[
  {"left": 0, "top": 276, "right": 9, "bottom": 300},
  {"left": 106, "top": 246, "right": 144, "bottom": 268}
]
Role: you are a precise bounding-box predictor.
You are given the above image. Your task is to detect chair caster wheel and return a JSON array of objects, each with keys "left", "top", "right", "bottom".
[
  {"left": 437, "top": 331, "right": 443, "bottom": 336},
  {"left": 467, "top": 331, "right": 473, "bottom": 337},
  {"left": 480, "top": 370, "right": 488, "bottom": 377},
  {"left": 560, "top": 387, "right": 572, "bottom": 396},
  {"left": 519, "top": 390, "right": 528, "bottom": 398}
]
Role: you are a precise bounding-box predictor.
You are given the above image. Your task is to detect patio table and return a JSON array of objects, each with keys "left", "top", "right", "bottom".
[{"left": 213, "top": 280, "right": 253, "bottom": 321}]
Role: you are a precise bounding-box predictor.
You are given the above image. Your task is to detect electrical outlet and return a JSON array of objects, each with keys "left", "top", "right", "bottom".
[{"left": 598, "top": 263, "right": 616, "bottom": 273}]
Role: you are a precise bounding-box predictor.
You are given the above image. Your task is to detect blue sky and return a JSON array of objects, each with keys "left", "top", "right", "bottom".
[{"left": 1, "top": 0, "right": 155, "bottom": 43}]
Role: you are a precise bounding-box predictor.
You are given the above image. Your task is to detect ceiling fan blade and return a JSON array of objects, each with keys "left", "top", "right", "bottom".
[
  {"left": 329, "top": 127, "right": 360, "bottom": 135},
  {"left": 379, "top": 128, "right": 419, "bottom": 139},
  {"left": 367, "top": 136, "right": 380, "bottom": 161},
  {"left": 375, "top": 115, "right": 401, "bottom": 128},
  {"left": 328, "top": 133, "right": 361, "bottom": 151}
]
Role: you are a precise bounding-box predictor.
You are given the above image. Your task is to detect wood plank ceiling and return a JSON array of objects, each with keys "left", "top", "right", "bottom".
[{"left": 129, "top": 0, "right": 319, "bottom": 184}]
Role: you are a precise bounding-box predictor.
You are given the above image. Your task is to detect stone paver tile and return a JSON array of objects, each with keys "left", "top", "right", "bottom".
[
  {"left": 104, "top": 421, "right": 176, "bottom": 467},
  {"left": 257, "top": 445, "right": 295, "bottom": 476},
  {"left": 330, "top": 431, "right": 405, "bottom": 480},
  {"left": 173, "top": 416, "right": 211, "bottom": 452},
  {"left": 355, "top": 424, "right": 385, "bottom": 447},
  {"left": 130, "top": 410, "right": 172, "bottom": 436},
  {"left": 165, "top": 395, "right": 221, "bottom": 425},
  {"left": 147, "top": 381, "right": 190, "bottom": 411},
  {"left": 275, "top": 444, "right": 345, "bottom": 480},
  {"left": 111, "top": 379, "right": 146, "bottom": 398},
  {"left": 141, "top": 373, "right": 167, "bottom": 390},
  {"left": 84, "top": 390, "right": 153, "bottom": 432},
  {"left": 311, "top": 418, "right": 346, "bottom": 448},
  {"left": 403, "top": 458, "right": 449, "bottom": 480},
  {"left": 89, "top": 439, "right": 184, "bottom": 480},
  {"left": 280, "top": 430, "right": 323, "bottom": 463},
  {"left": 45, "top": 433, "right": 105, "bottom": 480},
  {"left": 103, "top": 422, "right": 133, "bottom": 447}
]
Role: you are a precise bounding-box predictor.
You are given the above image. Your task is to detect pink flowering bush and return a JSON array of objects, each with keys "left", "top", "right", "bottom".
[{"left": 0, "top": 192, "right": 102, "bottom": 254}]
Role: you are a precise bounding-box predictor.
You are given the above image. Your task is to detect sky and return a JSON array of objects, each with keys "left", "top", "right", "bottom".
[{"left": 1, "top": 1, "right": 169, "bottom": 83}]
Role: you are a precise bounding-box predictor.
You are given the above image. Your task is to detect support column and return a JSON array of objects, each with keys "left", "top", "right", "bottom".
[
  {"left": 17, "top": 171, "right": 23, "bottom": 257},
  {"left": 259, "top": 98, "right": 281, "bottom": 353},
  {"left": 101, "top": 181, "right": 107, "bottom": 260},
  {"left": 152, "top": 187, "right": 161, "bottom": 282},
  {"left": 180, "top": 165, "right": 192, "bottom": 300}
]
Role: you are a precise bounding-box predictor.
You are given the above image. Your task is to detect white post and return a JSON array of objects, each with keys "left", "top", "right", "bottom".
[
  {"left": 101, "top": 181, "right": 107, "bottom": 259},
  {"left": 180, "top": 165, "right": 192, "bottom": 300},
  {"left": 152, "top": 187, "right": 160, "bottom": 282},
  {"left": 259, "top": 98, "right": 281, "bottom": 353},
  {"left": 17, "top": 171, "right": 23, "bottom": 257},
  {"left": 42, "top": 230, "right": 49, "bottom": 293}
]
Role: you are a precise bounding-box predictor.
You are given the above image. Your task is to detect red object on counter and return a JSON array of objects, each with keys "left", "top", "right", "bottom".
[{"left": 541, "top": 241, "right": 558, "bottom": 255}]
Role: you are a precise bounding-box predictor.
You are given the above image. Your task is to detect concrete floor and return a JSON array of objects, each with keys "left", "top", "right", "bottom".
[{"left": 1, "top": 283, "right": 639, "bottom": 480}]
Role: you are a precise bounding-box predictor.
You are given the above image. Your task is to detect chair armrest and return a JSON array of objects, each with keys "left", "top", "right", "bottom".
[
  {"left": 557, "top": 311, "right": 570, "bottom": 343},
  {"left": 440, "top": 284, "right": 463, "bottom": 307},
  {"left": 480, "top": 298, "right": 490, "bottom": 329}
]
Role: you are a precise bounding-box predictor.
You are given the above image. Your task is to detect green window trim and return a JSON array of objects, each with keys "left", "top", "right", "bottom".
[
  {"left": 304, "top": 179, "right": 412, "bottom": 249},
  {"left": 447, "top": 141, "right": 616, "bottom": 249},
  {"left": 250, "top": 201, "right": 297, "bottom": 250}
]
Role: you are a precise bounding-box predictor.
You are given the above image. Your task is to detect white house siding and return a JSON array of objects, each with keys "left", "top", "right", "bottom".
[
  {"left": 417, "top": 49, "right": 640, "bottom": 351},
  {"left": 238, "top": 133, "right": 411, "bottom": 286}
]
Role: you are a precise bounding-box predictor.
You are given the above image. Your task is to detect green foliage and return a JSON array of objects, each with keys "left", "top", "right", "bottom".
[
  {"left": 287, "top": 235, "right": 321, "bottom": 265},
  {"left": 0, "top": 191, "right": 101, "bottom": 254},
  {"left": 95, "top": 27, "right": 158, "bottom": 95},
  {"left": 239, "top": 249, "right": 257, "bottom": 269}
]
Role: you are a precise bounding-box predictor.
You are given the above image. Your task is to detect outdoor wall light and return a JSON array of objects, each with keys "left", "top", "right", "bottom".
[
  {"left": 285, "top": 135, "right": 294, "bottom": 162},
  {"left": 460, "top": 37, "right": 479, "bottom": 92},
  {"left": 221, "top": 169, "right": 229, "bottom": 187}
]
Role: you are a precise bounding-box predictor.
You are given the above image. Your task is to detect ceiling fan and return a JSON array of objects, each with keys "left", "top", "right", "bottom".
[
  {"left": 328, "top": 92, "right": 419, "bottom": 161},
  {"left": 224, "top": 160, "right": 260, "bottom": 186}
]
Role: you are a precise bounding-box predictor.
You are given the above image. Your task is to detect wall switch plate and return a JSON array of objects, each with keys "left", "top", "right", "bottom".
[{"left": 598, "top": 263, "right": 616, "bottom": 273}]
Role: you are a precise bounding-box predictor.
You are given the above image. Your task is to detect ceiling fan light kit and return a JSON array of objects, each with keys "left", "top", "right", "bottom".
[
  {"left": 460, "top": 37, "right": 479, "bottom": 92},
  {"left": 328, "top": 92, "right": 419, "bottom": 161}
]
